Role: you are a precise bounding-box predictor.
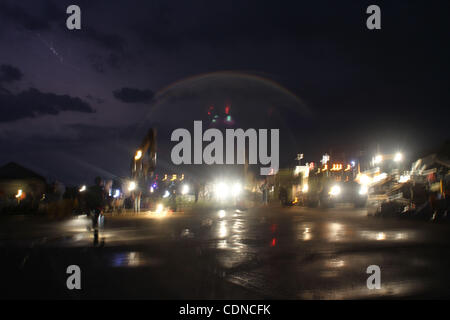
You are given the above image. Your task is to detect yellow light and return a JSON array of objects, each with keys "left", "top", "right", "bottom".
[
  {"left": 331, "top": 164, "right": 342, "bottom": 171},
  {"left": 171, "top": 174, "right": 177, "bottom": 181},
  {"left": 15, "top": 189, "right": 23, "bottom": 198},
  {"left": 345, "top": 164, "right": 351, "bottom": 171},
  {"left": 153, "top": 203, "right": 168, "bottom": 218},
  {"left": 155, "top": 203, "right": 164, "bottom": 214},
  {"left": 134, "top": 150, "right": 143, "bottom": 160},
  {"left": 302, "top": 184, "right": 309, "bottom": 193},
  {"left": 376, "top": 232, "right": 386, "bottom": 241}
]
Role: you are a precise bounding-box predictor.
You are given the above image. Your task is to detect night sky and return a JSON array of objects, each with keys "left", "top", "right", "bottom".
[{"left": 0, "top": 0, "right": 449, "bottom": 185}]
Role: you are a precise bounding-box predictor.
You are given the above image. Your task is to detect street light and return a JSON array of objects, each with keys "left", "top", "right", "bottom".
[
  {"left": 15, "top": 189, "right": 23, "bottom": 198},
  {"left": 134, "top": 150, "right": 142, "bottom": 160},
  {"left": 394, "top": 152, "right": 403, "bottom": 162},
  {"left": 128, "top": 181, "right": 136, "bottom": 191}
]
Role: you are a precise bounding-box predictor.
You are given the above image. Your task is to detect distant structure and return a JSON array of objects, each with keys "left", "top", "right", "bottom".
[{"left": 0, "top": 162, "right": 46, "bottom": 205}]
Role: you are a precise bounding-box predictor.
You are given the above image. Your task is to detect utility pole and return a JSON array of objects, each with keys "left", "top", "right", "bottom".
[{"left": 296, "top": 153, "right": 304, "bottom": 166}]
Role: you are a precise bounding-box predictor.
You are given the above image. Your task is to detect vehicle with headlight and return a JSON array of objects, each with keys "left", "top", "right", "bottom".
[
  {"left": 303, "top": 169, "right": 368, "bottom": 208},
  {"left": 211, "top": 179, "right": 244, "bottom": 207}
]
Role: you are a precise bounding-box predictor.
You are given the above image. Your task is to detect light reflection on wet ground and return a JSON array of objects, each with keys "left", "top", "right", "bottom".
[
  {"left": 3, "top": 206, "right": 450, "bottom": 299},
  {"left": 111, "top": 251, "right": 163, "bottom": 268}
]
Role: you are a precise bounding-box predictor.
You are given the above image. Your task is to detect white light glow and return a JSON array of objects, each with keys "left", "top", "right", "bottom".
[
  {"left": 155, "top": 203, "right": 164, "bottom": 214},
  {"left": 394, "top": 152, "right": 403, "bottom": 162},
  {"left": 15, "top": 189, "right": 23, "bottom": 198},
  {"left": 181, "top": 184, "right": 189, "bottom": 195},
  {"left": 359, "top": 174, "right": 372, "bottom": 185},
  {"left": 373, "top": 154, "right": 383, "bottom": 164},
  {"left": 373, "top": 173, "right": 387, "bottom": 183},
  {"left": 359, "top": 185, "right": 368, "bottom": 195},
  {"left": 330, "top": 185, "right": 341, "bottom": 196},
  {"left": 302, "top": 184, "right": 309, "bottom": 193},
  {"left": 128, "top": 181, "right": 136, "bottom": 191},
  {"left": 399, "top": 175, "right": 410, "bottom": 183},
  {"left": 215, "top": 182, "right": 229, "bottom": 200},
  {"left": 134, "top": 150, "right": 142, "bottom": 160},
  {"left": 232, "top": 183, "right": 242, "bottom": 197}
]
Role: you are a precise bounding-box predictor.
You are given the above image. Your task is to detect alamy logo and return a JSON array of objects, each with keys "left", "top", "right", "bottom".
[
  {"left": 366, "top": 265, "right": 381, "bottom": 289},
  {"left": 66, "top": 265, "right": 81, "bottom": 290},
  {"left": 171, "top": 121, "right": 279, "bottom": 175}
]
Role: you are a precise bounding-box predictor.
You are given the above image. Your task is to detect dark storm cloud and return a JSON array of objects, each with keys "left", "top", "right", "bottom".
[
  {"left": 0, "top": 65, "right": 23, "bottom": 84},
  {"left": 0, "top": 88, "right": 94, "bottom": 123},
  {"left": 113, "top": 87, "right": 154, "bottom": 104},
  {"left": 85, "top": 94, "right": 104, "bottom": 104}
]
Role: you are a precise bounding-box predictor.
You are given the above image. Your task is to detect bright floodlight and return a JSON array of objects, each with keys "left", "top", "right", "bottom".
[
  {"left": 359, "top": 174, "right": 371, "bottom": 185},
  {"left": 374, "top": 154, "right": 383, "bottom": 164},
  {"left": 359, "top": 185, "right": 368, "bottom": 195},
  {"left": 15, "top": 189, "right": 23, "bottom": 198},
  {"left": 181, "top": 184, "right": 189, "bottom": 195},
  {"left": 215, "top": 182, "right": 228, "bottom": 200},
  {"left": 128, "top": 181, "right": 136, "bottom": 191},
  {"left": 329, "top": 185, "right": 341, "bottom": 196},
  {"left": 232, "top": 183, "right": 242, "bottom": 197},
  {"left": 79, "top": 185, "right": 86, "bottom": 192},
  {"left": 394, "top": 152, "right": 403, "bottom": 162},
  {"left": 163, "top": 190, "right": 170, "bottom": 198}
]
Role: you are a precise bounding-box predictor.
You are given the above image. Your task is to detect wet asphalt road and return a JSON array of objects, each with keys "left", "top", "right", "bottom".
[{"left": 2, "top": 205, "right": 450, "bottom": 299}]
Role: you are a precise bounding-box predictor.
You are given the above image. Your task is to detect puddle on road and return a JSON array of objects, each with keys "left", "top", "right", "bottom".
[
  {"left": 358, "top": 230, "right": 415, "bottom": 241},
  {"left": 110, "top": 251, "right": 163, "bottom": 268},
  {"left": 297, "top": 280, "right": 426, "bottom": 299}
]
